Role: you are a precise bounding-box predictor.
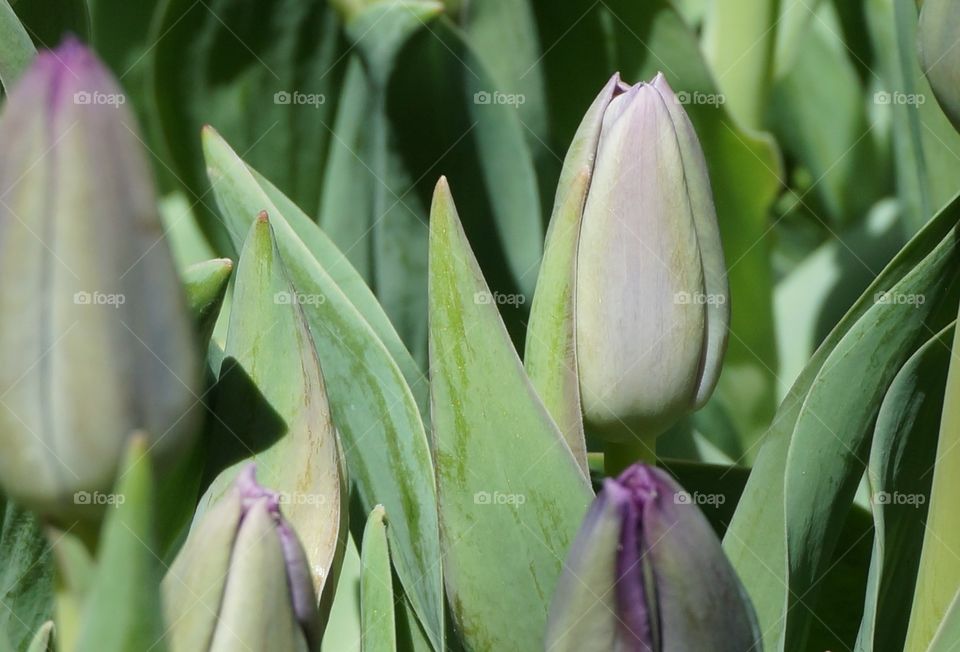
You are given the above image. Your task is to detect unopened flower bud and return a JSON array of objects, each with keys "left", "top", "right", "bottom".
[{"left": 0, "top": 39, "right": 201, "bottom": 518}]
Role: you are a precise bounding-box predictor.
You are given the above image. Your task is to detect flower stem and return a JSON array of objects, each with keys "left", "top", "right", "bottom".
[{"left": 604, "top": 437, "right": 657, "bottom": 476}]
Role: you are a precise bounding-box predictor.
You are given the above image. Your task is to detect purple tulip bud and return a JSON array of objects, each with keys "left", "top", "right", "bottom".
[
  {"left": 572, "top": 74, "right": 730, "bottom": 441},
  {"left": 546, "top": 463, "right": 760, "bottom": 651},
  {"left": 0, "top": 38, "right": 201, "bottom": 518},
  {"left": 163, "top": 464, "right": 319, "bottom": 651}
]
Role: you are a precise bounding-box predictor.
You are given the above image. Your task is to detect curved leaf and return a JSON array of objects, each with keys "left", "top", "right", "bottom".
[
  {"left": 906, "top": 310, "right": 960, "bottom": 650},
  {"left": 203, "top": 131, "right": 443, "bottom": 650},
  {"left": 725, "top": 193, "right": 960, "bottom": 651},
  {"left": 856, "top": 325, "right": 949, "bottom": 652},
  {"left": 200, "top": 214, "right": 347, "bottom": 630}
]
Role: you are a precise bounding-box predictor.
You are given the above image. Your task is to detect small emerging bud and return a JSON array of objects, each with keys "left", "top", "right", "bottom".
[
  {"left": 163, "top": 464, "right": 319, "bottom": 652},
  {"left": 573, "top": 73, "right": 729, "bottom": 441},
  {"left": 0, "top": 39, "right": 201, "bottom": 518},
  {"left": 546, "top": 463, "right": 760, "bottom": 651}
]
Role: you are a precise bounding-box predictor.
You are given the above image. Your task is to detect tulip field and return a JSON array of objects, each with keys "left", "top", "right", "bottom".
[{"left": 1, "top": 1, "right": 960, "bottom": 651}]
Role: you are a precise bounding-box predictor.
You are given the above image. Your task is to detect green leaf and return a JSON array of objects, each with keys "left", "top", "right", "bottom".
[
  {"left": 523, "top": 170, "right": 590, "bottom": 474},
  {"left": 323, "top": 534, "right": 361, "bottom": 652},
  {"left": 725, "top": 194, "right": 960, "bottom": 651},
  {"left": 204, "top": 129, "right": 427, "bottom": 411},
  {"left": 866, "top": 0, "right": 960, "bottom": 232},
  {"left": 361, "top": 506, "right": 395, "bottom": 652},
  {"left": 159, "top": 193, "right": 217, "bottom": 271},
  {"left": 769, "top": 8, "right": 885, "bottom": 226},
  {"left": 75, "top": 435, "right": 166, "bottom": 652},
  {"left": 182, "top": 257, "right": 233, "bottom": 346},
  {"left": 905, "top": 312, "right": 960, "bottom": 649},
  {"left": 322, "top": 2, "right": 544, "bottom": 362},
  {"left": 0, "top": 0, "right": 34, "bottom": 90},
  {"left": 0, "top": 497, "right": 52, "bottom": 651},
  {"left": 202, "top": 130, "right": 443, "bottom": 651},
  {"left": 25, "top": 621, "right": 53, "bottom": 652},
  {"left": 429, "top": 178, "right": 592, "bottom": 651},
  {"left": 856, "top": 325, "right": 950, "bottom": 652},
  {"left": 701, "top": 0, "right": 778, "bottom": 129},
  {"left": 200, "top": 214, "right": 347, "bottom": 629},
  {"left": 926, "top": 589, "right": 960, "bottom": 652},
  {"left": 150, "top": 0, "right": 347, "bottom": 252},
  {"left": 774, "top": 201, "right": 904, "bottom": 397},
  {"left": 460, "top": 0, "right": 554, "bottom": 210}
]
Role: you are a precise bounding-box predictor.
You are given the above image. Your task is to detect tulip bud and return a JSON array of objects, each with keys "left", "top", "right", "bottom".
[
  {"left": 574, "top": 73, "right": 729, "bottom": 441},
  {"left": 0, "top": 39, "right": 201, "bottom": 517},
  {"left": 163, "top": 464, "right": 319, "bottom": 652},
  {"left": 918, "top": 0, "right": 960, "bottom": 132},
  {"left": 546, "top": 463, "right": 760, "bottom": 651}
]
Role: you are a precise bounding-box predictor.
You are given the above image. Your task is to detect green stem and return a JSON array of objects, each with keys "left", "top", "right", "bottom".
[{"left": 603, "top": 437, "right": 656, "bottom": 477}]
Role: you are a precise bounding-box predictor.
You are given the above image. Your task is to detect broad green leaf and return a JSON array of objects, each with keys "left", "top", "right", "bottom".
[
  {"left": 0, "top": 0, "right": 33, "bottom": 89},
  {"left": 203, "top": 130, "right": 443, "bottom": 650},
  {"left": 75, "top": 435, "right": 166, "bottom": 652},
  {"left": 725, "top": 193, "right": 960, "bottom": 652},
  {"left": 150, "top": 0, "right": 347, "bottom": 252},
  {"left": 926, "top": 589, "right": 960, "bottom": 652},
  {"left": 0, "top": 497, "right": 52, "bottom": 650},
  {"left": 905, "top": 313, "right": 960, "bottom": 650},
  {"left": 866, "top": 0, "right": 960, "bottom": 233},
  {"left": 856, "top": 326, "right": 950, "bottom": 652},
  {"left": 204, "top": 129, "right": 427, "bottom": 412},
  {"left": 361, "top": 506, "right": 395, "bottom": 652},
  {"left": 429, "top": 178, "right": 592, "bottom": 651},
  {"left": 532, "top": 0, "right": 782, "bottom": 455},
  {"left": 200, "top": 214, "right": 347, "bottom": 626}
]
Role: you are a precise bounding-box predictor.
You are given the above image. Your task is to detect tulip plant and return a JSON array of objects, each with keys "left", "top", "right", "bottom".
[{"left": 1, "top": 1, "right": 960, "bottom": 652}]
